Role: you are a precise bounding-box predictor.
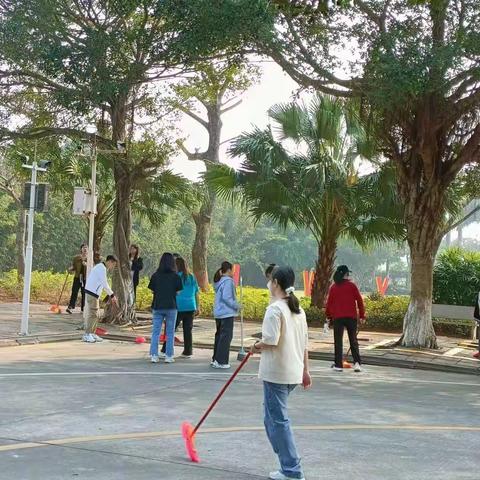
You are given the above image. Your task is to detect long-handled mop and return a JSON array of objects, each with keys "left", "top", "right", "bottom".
[
  {"left": 182, "top": 351, "right": 252, "bottom": 463},
  {"left": 237, "top": 276, "right": 247, "bottom": 361},
  {"left": 49, "top": 271, "right": 70, "bottom": 314}
]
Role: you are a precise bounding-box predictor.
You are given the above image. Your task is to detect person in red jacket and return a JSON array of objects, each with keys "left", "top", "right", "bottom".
[{"left": 325, "top": 265, "right": 366, "bottom": 372}]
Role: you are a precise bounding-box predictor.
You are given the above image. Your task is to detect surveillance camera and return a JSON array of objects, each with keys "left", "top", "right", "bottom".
[{"left": 38, "top": 160, "right": 52, "bottom": 169}]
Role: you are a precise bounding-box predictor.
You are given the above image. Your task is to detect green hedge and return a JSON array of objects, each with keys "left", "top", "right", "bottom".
[
  {"left": 1, "top": 270, "right": 473, "bottom": 338},
  {"left": 434, "top": 248, "right": 480, "bottom": 306}
]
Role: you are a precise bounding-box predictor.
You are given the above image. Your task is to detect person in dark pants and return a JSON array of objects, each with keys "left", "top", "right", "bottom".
[
  {"left": 129, "top": 244, "right": 143, "bottom": 303},
  {"left": 161, "top": 256, "right": 200, "bottom": 358},
  {"left": 211, "top": 261, "right": 239, "bottom": 369},
  {"left": 66, "top": 243, "right": 88, "bottom": 314},
  {"left": 148, "top": 253, "right": 183, "bottom": 364},
  {"left": 325, "top": 265, "right": 366, "bottom": 373}
]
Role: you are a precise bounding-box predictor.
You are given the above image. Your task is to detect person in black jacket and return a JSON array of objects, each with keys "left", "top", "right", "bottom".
[
  {"left": 129, "top": 244, "right": 143, "bottom": 304},
  {"left": 148, "top": 253, "right": 183, "bottom": 364}
]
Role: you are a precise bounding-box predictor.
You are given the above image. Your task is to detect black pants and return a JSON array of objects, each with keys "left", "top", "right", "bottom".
[
  {"left": 161, "top": 311, "right": 195, "bottom": 356},
  {"left": 213, "top": 317, "right": 234, "bottom": 365},
  {"left": 333, "top": 317, "right": 361, "bottom": 368},
  {"left": 68, "top": 277, "right": 85, "bottom": 311},
  {"left": 133, "top": 283, "right": 138, "bottom": 305}
]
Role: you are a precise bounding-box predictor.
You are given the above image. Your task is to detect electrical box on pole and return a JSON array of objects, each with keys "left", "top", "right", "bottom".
[{"left": 23, "top": 183, "right": 49, "bottom": 212}]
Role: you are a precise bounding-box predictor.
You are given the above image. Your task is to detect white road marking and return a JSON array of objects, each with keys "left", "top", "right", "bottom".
[{"left": 0, "top": 370, "right": 478, "bottom": 387}]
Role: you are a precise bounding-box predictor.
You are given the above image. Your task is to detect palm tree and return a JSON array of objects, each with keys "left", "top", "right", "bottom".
[{"left": 207, "top": 95, "right": 403, "bottom": 308}]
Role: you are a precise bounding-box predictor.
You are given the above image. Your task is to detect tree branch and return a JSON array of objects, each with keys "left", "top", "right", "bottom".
[
  {"left": 176, "top": 104, "right": 209, "bottom": 129},
  {"left": 444, "top": 204, "right": 480, "bottom": 234},
  {"left": 0, "top": 126, "right": 115, "bottom": 148},
  {"left": 442, "top": 123, "right": 480, "bottom": 185},
  {"left": 263, "top": 45, "right": 354, "bottom": 97},
  {"left": 176, "top": 140, "right": 209, "bottom": 161},
  {"left": 220, "top": 98, "right": 242, "bottom": 114}
]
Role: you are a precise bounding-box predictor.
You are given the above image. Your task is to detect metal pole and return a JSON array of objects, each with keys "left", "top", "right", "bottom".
[
  {"left": 237, "top": 276, "right": 247, "bottom": 361},
  {"left": 20, "top": 162, "right": 37, "bottom": 335},
  {"left": 86, "top": 138, "right": 97, "bottom": 275}
]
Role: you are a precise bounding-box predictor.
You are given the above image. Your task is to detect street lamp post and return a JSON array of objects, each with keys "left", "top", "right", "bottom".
[
  {"left": 85, "top": 125, "right": 97, "bottom": 276},
  {"left": 20, "top": 157, "right": 47, "bottom": 335}
]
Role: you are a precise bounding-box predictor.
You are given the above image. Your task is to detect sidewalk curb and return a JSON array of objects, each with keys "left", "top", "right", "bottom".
[
  {"left": 0, "top": 333, "right": 83, "bottom": 347},
  {"left": 1, "top": 331, "right": 478, "bottom": 376}
]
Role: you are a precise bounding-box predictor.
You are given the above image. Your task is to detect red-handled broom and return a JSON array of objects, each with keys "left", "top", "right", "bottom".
[{"left": 182, "top": 351, "right": 252, "bottom": 463}]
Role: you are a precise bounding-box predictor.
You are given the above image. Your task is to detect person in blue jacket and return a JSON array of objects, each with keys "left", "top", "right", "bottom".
[{"left": 211, "top": 261, "right": 239, "bottom": 369}]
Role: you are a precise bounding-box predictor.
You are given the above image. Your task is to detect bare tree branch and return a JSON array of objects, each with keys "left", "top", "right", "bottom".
[
  {"left": 220, "top": 98, "right": 242, "bottom": 114},
  {"left": 176, "top": 140, "right": 209, "bottom": 161},
  {"left": 176, "top": 104, "right": 209, "bottom": 129},
  {"left": 0, "top": 126, "right": 115, "bottom": 148},
  {"left": 444, "top": 204, "right": 480, "bottom": 234}
]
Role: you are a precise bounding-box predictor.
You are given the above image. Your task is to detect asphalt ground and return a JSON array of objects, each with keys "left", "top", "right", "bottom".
[{"left": 0, "top": 341, "right": 478, "bottom": 479}]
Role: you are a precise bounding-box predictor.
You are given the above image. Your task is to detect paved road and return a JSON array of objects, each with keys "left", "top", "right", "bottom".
[{"left": 0, "top": 341, "right": 478, "bottom": 479}]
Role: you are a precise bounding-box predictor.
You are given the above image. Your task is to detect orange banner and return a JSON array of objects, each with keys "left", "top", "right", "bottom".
[
  {"left": 233, "top": 264, "right": 241, "bottom": 287},
  {"left": 375, "top": 276, "right": 389, "bottom": 296},
  {"left": 303, "top": 270, "right": 315, "bottom": 297}
]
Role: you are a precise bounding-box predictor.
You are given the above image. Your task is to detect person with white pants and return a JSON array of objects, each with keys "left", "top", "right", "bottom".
[{"left": 83, "top": 255, "right": 118, "bottom": 343}]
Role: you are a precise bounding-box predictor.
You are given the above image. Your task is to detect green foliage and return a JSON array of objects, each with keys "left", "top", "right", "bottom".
[
  {"left": 2, "top": 268, "right": 471, "bottom": 338},
  {"left": 433, "top": 248, "right": 480, "bottom": 306}
]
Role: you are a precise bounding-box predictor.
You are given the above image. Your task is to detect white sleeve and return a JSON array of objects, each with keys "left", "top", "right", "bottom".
[
  {"left": 101, "top": 265, "right": 113, "bottom": 296},
  {"left": 262, "top": 305, "right": 282, "bottom": 346}
]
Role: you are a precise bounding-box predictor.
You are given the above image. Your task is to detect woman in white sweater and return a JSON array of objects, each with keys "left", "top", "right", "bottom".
[{"left": 251, "top": 266, "right": 311, "bottom": 480}]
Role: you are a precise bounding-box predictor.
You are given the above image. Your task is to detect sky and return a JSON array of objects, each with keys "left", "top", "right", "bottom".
[{"left": 170, "top": 61, "right": 298, "bottom": 181}]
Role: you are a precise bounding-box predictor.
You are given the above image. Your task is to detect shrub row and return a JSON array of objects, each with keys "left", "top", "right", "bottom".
[{"left": 0, "top": 270, "right": 473, "bottom": 338}]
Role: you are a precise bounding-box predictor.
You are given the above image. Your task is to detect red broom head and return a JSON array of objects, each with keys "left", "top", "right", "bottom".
[
  {"left": 182, "top": 422, "right": 199, "bottom": 463},
  {"left": 49, "top": 305, "right": 58, "bottom": 312},
  {"left": 342, "top": 360, "right": 353, "bottom": 369},
  {"left": 135, "top": 336, "right": 146, "bottom": 344},
  {"left": 160, "top": 334, "right": 166, "bottom": 342},
  {"left": 95, "top": 327, "right": 108, "bottom": 336}
]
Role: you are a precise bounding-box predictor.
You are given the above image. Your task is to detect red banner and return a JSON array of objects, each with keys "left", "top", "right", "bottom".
[
  {"left": 233, "top": 264, "right": 241, "bottom": 287},
  {"left": 375, "top": 276, "right": 390, "bottom": 296},
  {"left": 303, "top": 270, "right": 315, "bottom": 297}
]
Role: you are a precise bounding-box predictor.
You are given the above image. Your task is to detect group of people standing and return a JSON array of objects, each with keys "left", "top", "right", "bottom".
[{"left": 67, "top": 242, "right": 366, "bottom": 480}]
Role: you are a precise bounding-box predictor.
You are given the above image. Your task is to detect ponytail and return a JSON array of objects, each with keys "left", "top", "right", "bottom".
[
  {"left": 272, "top": 267, "right": 301, "bottom": 314},
  {"left": 213, "top": 268, "right": 222, "bottom": 283},
  {"left": 286, "top": 291, "right": 301, "bottom": 314},
  {"left": 214, "top": 261, "right": 233, "bottom": 283}
]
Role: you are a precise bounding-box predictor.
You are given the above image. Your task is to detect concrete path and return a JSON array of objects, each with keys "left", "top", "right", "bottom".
[
  {"left": 1, "top": 302, "right": 479, "bottom": 375},
  {"left": 0, "top": 341, "right": 479, "bottom": 479}
]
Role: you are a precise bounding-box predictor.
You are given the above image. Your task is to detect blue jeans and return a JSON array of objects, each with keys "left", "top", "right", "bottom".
[
  {"left": 150, "top": 309, "right": 177, "bottom": 358},
  {"left": 263, "top": 381, "right": 303, "bottom": 479}
]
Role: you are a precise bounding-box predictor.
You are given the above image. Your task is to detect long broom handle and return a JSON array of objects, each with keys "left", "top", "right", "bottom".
[
  {"left": 193, "top": 351, "right": 252, "bottom": 435},
  {"left": 56, "top": 271, "right": 70, "bottom": 305}
]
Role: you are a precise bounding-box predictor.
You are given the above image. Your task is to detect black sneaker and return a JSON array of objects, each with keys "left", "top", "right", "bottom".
[{"left": 66, "top": 307, "right": 73, "bottom": 315}]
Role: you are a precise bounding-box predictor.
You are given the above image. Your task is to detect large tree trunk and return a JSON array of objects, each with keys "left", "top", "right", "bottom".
[
  {"left": 400, "top": 184, "right": 443, "bottom": 349},
  {"left": 103, "top": 98, "right": 136, "bottom": 325},
  {"left": 311, "top": 237, "right": 337, "bottom": 309},
  {"left": 192, "top": 199, "right": 214, "bottom": 290},
  {"left": 16, "top": 206, "right": 26, "bottom": 278}
]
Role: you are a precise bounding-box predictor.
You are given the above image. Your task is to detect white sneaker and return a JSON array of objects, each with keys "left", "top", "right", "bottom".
[
  {"left": 216, "top": 363, "right": 231, "bottom": 369},
  {"left": 159, "top": 352, "right": 166, "bottom": 359},
  {"left": 269, "top": 471, "right": 305, "bottom": 480},
  {"left": 181, "top": 354, "right": 192, "bottom": 359},
  {"left": 150, "top": 355, "right": 160, "bottom": 363},
  {"left": 210, "top": 360, "right": 218, "bottom": 367},
  {"left": 83, "top": 334, "right": 96, "bottom": 343},
  {"left": 164, "top": 357, "right": 175, "bottom": 364},
  {"left": 354, "top": 362, "right": 362, "bottom": 372},
  {"left": 92, "top": 334, "right": 103, "bottom": 342},
  {"left": 333, "top": 367, "right": 343, "bottom": 372}
]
